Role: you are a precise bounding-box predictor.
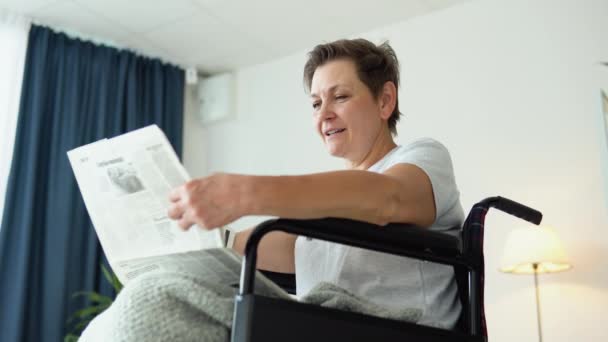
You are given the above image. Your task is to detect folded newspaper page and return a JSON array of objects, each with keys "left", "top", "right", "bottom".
[{"left": 67, "top": 125, "right": 289, "bottom": 298}]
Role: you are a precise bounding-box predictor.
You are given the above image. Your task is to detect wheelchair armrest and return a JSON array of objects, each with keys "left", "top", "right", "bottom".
[{"left": 239, "top": 217, "right": 463, "bottom": 295}]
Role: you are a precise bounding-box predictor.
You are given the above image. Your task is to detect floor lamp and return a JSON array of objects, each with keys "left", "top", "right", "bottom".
[{"left": 499, "top": 226, "right": 572, "bottom": 342}]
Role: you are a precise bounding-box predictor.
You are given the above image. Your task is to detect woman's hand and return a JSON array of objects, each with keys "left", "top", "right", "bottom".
[{"left": 167, "top": 173, "right": 250, "bottom": 230}]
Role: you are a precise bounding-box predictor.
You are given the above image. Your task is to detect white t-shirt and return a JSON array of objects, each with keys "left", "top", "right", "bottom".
[{"left": 294, "top": 138, "right": 464, "bottom": 329}]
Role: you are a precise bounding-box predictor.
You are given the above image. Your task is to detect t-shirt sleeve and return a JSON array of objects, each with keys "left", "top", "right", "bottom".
[{"left": 382, "top": 138, "right": 461, "bottom": 225}]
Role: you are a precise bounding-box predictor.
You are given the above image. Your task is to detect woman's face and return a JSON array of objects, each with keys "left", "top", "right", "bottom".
[{"left": 310, "top": 59, "right": 384, "bottom": 161}]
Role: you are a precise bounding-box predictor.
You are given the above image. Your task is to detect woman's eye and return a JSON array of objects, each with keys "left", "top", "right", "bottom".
[
  {"left": 336, "top": 95, "right": 348, "bottom": 101},
  {"left": 312, "top": 102, "right": 321, "bottom": 110}
]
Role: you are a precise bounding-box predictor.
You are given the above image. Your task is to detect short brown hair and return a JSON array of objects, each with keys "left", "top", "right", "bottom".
[{"left": 303, "top": 38, "right": 402, "bottom": 135}]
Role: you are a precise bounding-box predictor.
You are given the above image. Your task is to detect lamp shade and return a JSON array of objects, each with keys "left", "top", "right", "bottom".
[{"left": 500, "top": 226, "right": 571, "bottom": 274}]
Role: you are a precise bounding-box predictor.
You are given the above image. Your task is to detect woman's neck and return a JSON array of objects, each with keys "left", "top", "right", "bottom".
[{"left": 348, "top": 130, "right": 397, "bottom": 171}]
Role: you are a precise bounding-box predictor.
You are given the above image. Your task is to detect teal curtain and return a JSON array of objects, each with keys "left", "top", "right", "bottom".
[{"left": 0, "top": 25, "right": 185, "bottom": 342}]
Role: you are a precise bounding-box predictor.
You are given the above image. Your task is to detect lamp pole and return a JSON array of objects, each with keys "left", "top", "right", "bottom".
[{"left": 532, "top": 263, "right": 543, "bottom": 342}]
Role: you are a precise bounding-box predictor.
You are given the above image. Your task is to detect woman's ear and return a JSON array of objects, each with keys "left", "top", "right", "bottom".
[{"left": 379, "top": 81, "right": 397, "bottom": 120}]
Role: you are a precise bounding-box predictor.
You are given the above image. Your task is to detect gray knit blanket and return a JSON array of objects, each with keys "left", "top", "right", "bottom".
[{"left": 79, "top": 272, "right": 421, "bottom": 342}]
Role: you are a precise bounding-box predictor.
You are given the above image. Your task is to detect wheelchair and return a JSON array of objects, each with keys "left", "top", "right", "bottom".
[{"left": 231, "top": 196, "right": 542, "bottom": 342}]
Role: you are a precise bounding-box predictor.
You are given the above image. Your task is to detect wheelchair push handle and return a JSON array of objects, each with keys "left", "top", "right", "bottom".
[{"left": 488, "top": 196, "right": 542, "bottom": 225}]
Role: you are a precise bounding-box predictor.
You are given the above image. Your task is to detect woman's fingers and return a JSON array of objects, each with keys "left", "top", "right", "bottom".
[
  {"left": 168, "top": 182, "right": 203, "bottom": 230},
  {"left": 177, "top": 209, "right": 206, "bottom": 231},
  {"left": 168, "top": 186, "right": 182, "bottom": 202},
  {"left": 167, "top": 176, "right": 240, "bottom": 231},
  {"left": 167, "top": 202, "right": 184, "bottom": 220},
  {"left": 177, "top": 216, "right": 194, "bottom": 230}
]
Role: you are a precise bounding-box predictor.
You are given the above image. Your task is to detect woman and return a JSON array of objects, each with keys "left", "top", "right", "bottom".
[
  {"left": 81, "top": 38, "right": 464, "bottom": 341},
  {"left": 168, "top": 38, "right": 464, "bottom": 328}
]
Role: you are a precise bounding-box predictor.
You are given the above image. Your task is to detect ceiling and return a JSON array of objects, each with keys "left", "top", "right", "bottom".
[{"left": 0, "top": 0, "right": 467, "bottom": 73}]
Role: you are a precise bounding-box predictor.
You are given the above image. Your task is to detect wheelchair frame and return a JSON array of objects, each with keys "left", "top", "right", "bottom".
[{"left": 231, "top": 196, "right": 542, "bottom": 342}]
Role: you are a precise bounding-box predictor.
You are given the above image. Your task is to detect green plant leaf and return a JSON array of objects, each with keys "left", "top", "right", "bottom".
[
  {"left": 71, "top": 304, "right": 108, "bottom": 320},
  {"left": 65, "top": 263, "right": 121, "bottom": 340},
  {"left": 101, "top": 264, "right": 123, "bottom": 293},
  {"left": 73, "top": 317, "right": 94, "bottom": 332},
  {"left": 113, "top": 274, "right": 123, "bottom": 293},
  {"left": 101, "top": 264, "right": 114, "bottom": 286},
  {"left": 67, "top": 303, "right": 110, "bottom": 324},
  {"left": 64, "top": 334, "right": 79, "bottom": 342},
  {"left": 72, "top": 291, "right": 113, "bottom": 305}
]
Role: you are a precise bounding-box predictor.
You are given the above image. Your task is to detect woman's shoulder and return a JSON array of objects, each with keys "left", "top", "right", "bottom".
[
  {"left": 401, "top": 137, "right": 448, "bottom": 151},
  {"left": 395, "top": 138, "right": 452, "bottom": 159},
  {"left": 371, "top": 138, "right": 454, "bottom": 173}
]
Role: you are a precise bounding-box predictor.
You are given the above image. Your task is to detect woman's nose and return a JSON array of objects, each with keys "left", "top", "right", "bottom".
[{"left": 317, "top": 103, "right": 336, "bottom": 121}]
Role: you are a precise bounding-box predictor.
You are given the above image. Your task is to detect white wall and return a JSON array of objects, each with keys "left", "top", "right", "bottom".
[{"left": 183, "top": 0, "right": 608, "bottom": 340}]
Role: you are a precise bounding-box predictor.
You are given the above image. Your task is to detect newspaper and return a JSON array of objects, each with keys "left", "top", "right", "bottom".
[{"left": 67, "top": 125, "right": 288, "bottom": 298}]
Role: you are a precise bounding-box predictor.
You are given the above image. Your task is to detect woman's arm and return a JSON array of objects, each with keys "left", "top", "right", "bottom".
[
  {"left": 246, "top": 165, "right": 435, "bottom": 227},
  {"left": 231, "top": 229, "right": 297, "bottom": 273},
  {"left": 168, "top": 164, "right": 435, "bottom": 230},
  {"left": 167, "top": 164, "right": 435, "bottom": 273}
]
